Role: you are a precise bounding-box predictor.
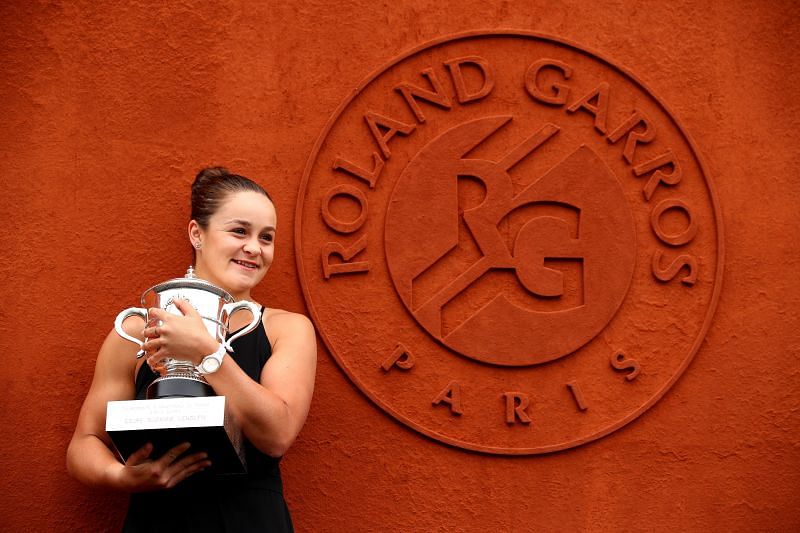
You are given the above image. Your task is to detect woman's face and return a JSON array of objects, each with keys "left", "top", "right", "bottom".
[{"left": 191, "top": 190, "right": 277, "bottom": 299}]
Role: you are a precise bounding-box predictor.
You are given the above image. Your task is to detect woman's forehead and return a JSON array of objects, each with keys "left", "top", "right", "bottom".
[{"left": 215, "top": 191, "right": 277, "bottom": 227}]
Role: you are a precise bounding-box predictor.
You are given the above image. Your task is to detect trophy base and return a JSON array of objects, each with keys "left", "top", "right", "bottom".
[
  {"left": 147, "top": 376, "right": 214, "bottom": 399},
  {"left": 106, "top": 396, "right": 246, "bottom": 475}
]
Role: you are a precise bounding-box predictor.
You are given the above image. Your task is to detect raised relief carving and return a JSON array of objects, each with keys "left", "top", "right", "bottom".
[
  {"left": 333, "top": 152, "right": 384, "bottom": 189},
  {"left": 385, "top": 115, "right": 635, "bottom": 365},
  {"left": 321, "top": 184, "right": 368, "bottom": 234},
  {"left": 364, "top": 111, "right": 416, "bottom": 159},
  {"left": 650, "top": 198, "right": 698, "bottom": 246},
  {"left": 432, "top": 381, "right": 463, "bottom": 415},
  {"left": 503, "top": 392, "right": 532, "bottom": 424},
  {"left": 443, "top": 56, "right": 494, "bottom": 104},
  {"left": 606, "top": 109, "right": 656, "bottom": 164},
  {"left": 297, "top": 32, "right": 722, "bottom": 454},
  {"left": 525, "top": 59, "right": 574, "bottom": 106},
  {"left": 394, "top": 67, "right": 453, "bottom": 123},
  {"left": 652, "top": 249, "right": 697, "bottom": 285},
  {"left": 381, "top": 343, "right": 416, "bottom": 372},
  {"left": 610, "top": 351, "right": 641, "bottom": 381},
  {"left": 566, "top": 381, "right": 589, "bottom": 411},
  {"left": 566, "top": 82, "right": 610, "bottom": 134},
  {"left": 321, "top": 236, "right": 370, "bottom": 279},
  {"left": 633, "top": 150, "right": 682, "bottom": 201}
]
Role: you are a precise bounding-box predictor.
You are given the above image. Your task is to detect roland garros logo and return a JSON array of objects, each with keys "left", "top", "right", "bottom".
[{"left": 296, "top": 32, "right": 723, "bottom": 454}]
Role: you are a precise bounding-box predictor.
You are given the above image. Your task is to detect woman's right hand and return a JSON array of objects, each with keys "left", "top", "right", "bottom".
[{"left": 114, "top": 442, "right": 211, "bottom": 492}]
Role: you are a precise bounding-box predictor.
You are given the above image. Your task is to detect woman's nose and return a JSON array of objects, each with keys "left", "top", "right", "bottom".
[{"left": 243, "top": 238, "right": 260, "bottom": 254}]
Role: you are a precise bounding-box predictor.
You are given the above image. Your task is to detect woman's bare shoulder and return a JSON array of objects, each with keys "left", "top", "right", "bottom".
[
  {"left": 263, "top": 307, "right": 314, "bottom": 330},
  {"left": 262, "top": 308, "right": 315, "bottom": 349},
  {"left": 98, "top": 316, "right": 146, "bottom": 377}
]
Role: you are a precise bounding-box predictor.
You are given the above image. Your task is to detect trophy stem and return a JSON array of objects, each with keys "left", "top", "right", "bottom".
[{"left": 147, "top": 359, "right": 215, "bottom": 399}]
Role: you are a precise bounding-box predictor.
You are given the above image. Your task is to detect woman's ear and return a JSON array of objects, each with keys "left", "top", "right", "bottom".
[{"left": 188, "top": 220, "right": 203, "bottom": 246}]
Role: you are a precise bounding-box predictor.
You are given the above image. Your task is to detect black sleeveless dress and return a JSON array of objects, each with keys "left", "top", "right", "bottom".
[{"left": 121, "top": 314, "right": 294, "bottom": 533}]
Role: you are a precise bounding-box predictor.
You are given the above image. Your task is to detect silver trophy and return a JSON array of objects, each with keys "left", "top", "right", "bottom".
[
  {"left": 106, "top": 267, "right": 261, "bottom": 474},
  {"left": 114, "top": 266, "right": 261, "bottom": 399}
]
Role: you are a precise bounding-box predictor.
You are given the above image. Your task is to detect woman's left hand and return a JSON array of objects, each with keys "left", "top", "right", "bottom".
[{"left": 142, "top": 299, "right": 219, "bottom": 369}]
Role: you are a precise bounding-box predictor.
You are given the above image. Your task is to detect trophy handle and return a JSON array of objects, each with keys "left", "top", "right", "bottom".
[
  {"left": 222, "top": 301, "right": 262, "bottom": 352},
  {"left": 114, "top": 307, "right": 148, "bottom": 358}
]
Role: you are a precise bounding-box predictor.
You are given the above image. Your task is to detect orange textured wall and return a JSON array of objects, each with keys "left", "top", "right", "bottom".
[{"left": 1, "top": 1, "right": 798, "bottom": 531}]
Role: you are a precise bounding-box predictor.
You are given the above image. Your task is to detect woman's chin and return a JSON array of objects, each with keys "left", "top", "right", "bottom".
[{"left": 225, "top": 271, "right": 265, "bottom": 296}]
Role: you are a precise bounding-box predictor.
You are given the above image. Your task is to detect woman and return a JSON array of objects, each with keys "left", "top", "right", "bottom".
[{"left": 67, "top": 167, "right": 317, "bottom": 532}]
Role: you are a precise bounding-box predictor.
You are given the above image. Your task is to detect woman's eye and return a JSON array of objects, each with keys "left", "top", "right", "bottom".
[
  {"left": 260, "top": 234, "right": 274, "bottom": 243},
  {"left": 231, "top": 228, "right": 246, "bottom": 235}
]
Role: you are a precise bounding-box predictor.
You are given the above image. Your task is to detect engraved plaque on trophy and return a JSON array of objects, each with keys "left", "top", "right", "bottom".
[{"left": 106, "top": 267, "right": 261, "bottom": 474}]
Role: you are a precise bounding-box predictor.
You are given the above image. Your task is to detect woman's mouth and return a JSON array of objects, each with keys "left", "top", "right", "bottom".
[{"left": 232, "top": 259, "right": 259, "bottom": 270}]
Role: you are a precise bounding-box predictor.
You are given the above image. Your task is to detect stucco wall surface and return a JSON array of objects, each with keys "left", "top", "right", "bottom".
[{"left": 0, "top": 1, "right": 798, "bottom": 531}]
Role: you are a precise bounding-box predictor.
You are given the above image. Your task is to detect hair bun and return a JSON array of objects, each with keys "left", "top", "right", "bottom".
[{"left": 194, "top": 166, "right": 230, "bottom": 187}]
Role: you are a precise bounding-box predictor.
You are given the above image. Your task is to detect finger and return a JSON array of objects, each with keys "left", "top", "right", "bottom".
[
  {"left": 148, "top": 308, "right": 168, "bottom": 323},
  {"left": 157, "top": 442, "right": 192, "bottom": 467},
  {"left": 170, "top": 451, "right": 209, "bottom": 472},
  {"left": 142, "top": 325, "right": 162, "bottom": 338},
  {"left": 142, "top": 337, "right": 163, "bottom": 355},
  {"left": 146, "top": 315, "right": 164, "bottom": 328},
  {"left": 172, "top": 299, "right": 198, "bottom": 317},
  {"left": 165, "top": 458, "right": 212, "bottom": 489},
  {"left": 146, "top": 352, "right": 168, "bottom": 371},
  {"left": 144, "top": 343, "right": 167, "bottom": 362},
  {"left": 161, "top": 451, "right": 208, "bottom": 486},
  {"left": 125, "top": 442, "right": 154, "bottom": 466}
]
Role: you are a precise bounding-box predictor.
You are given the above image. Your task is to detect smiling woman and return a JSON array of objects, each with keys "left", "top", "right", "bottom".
[
  {"left": 188, "top": 169, "right": 277, "bottom": 301},
  {"left": 66, "top": 167, "right": 317, "bottom": 533}
]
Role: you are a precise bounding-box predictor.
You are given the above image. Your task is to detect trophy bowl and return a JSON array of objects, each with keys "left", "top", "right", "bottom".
[{"left": 114, "top": 266, "right": 261, "bottom": 399}]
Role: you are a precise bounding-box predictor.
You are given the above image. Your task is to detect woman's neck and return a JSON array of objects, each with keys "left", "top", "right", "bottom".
[{"left": 192, "top": 265, "right": 251, "bottom": 301}]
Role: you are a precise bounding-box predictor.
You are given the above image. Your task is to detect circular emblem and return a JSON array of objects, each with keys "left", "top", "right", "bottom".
[{"left": 297, "top": 31, "right": 723, "bottom": 454}]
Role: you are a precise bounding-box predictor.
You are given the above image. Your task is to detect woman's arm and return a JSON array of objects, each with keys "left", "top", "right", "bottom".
[
  {"left": 66, "top": 320, "right": 209, "bottom": 491},
  {"left": 205, "top": 310, "right": 317, "bottom": 457},
  {"left": 142, "top": 301, "right": 317, "bottom": 458}
]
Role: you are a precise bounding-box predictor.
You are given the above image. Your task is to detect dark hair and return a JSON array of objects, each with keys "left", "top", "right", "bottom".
[{"left": 191, "top": 166, "right": 272, "bottom": 227}]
